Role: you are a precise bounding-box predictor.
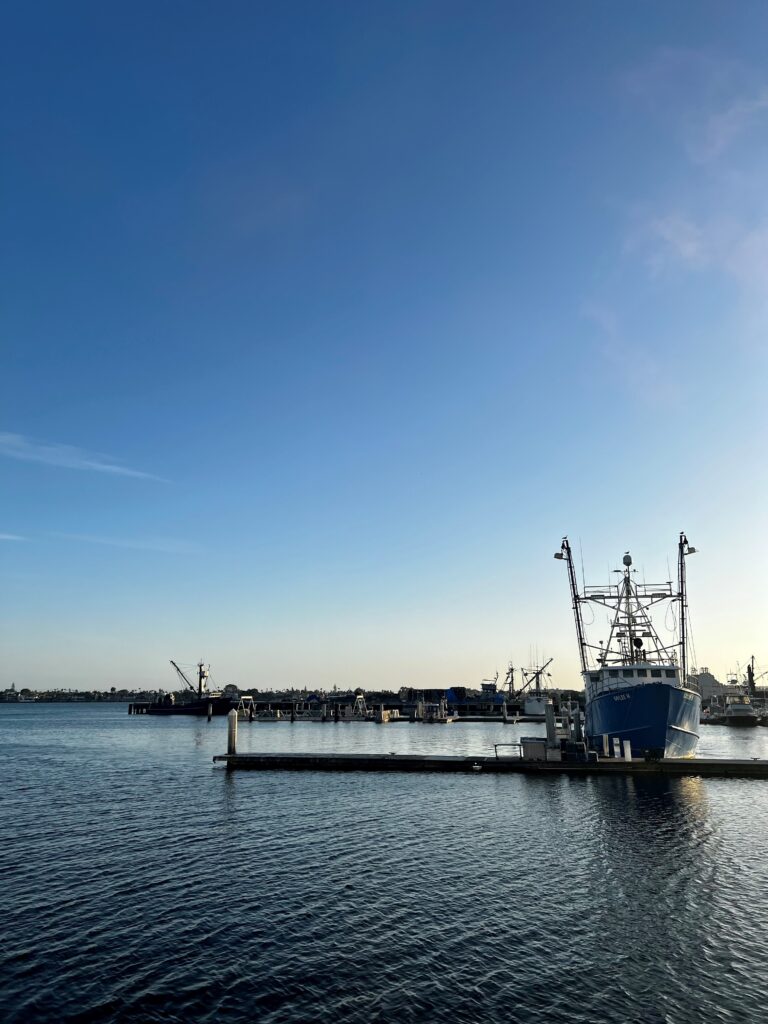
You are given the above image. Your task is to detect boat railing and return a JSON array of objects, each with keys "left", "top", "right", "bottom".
[{"left": 493, "top": 743, "right": 522, "bottom": 760}]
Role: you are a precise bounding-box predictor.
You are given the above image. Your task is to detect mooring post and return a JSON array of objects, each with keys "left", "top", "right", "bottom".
[
  {"left": 545, "top": 701, "right": 557, "bottom": 745},
  {"left": 227, "top": 708, "right": 238, "bottom": 755},
  {"left": 207, "top": 701, "right": 213, "bottom": 723}
]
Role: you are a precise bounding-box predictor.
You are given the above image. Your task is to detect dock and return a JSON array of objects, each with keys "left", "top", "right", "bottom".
[
  {"left": 212, "top": 751, "right": 768, "bottom": 778},
  {"left": 213, "top": 709, "right": 768, "bottom": 778}
]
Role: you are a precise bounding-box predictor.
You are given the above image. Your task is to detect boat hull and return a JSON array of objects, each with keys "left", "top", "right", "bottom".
[
  {"left": 586, "top": 682, "right": 700, "bottom": 758},
  {"left": 146, "top": 698, "right": 235, "bottom": 716}
]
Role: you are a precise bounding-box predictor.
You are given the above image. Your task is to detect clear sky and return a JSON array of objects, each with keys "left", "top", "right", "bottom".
[{"left": 3, "top": 2, "right": 768, "bottom": 692}]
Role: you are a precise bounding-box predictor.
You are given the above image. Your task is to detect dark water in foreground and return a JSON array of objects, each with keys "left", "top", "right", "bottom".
[{"left": 3, "top": 707, "right": 768, "bottom": 1024}]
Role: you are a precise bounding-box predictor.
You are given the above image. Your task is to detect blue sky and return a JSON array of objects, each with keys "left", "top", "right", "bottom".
[{"left": 3, "top": 2, "right": 768, "bottom": 691}]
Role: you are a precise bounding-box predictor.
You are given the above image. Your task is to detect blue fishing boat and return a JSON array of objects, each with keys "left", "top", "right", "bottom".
[{"left": 555, "top": 534, "right": 701, "bottom": 758}]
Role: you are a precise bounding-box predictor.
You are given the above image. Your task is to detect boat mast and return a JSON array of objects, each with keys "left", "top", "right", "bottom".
[
  {"left": 505, "top": 661, "right": 515, "bottom": 699},
  {"left": 623, "top": 555, "right": 637, "bottom": 655},
  {"left": 678, "top": 533, "right": 696, "bottom": 686},
  {"left": 555, "top": 537, "right": 587, "bottom": 673}
]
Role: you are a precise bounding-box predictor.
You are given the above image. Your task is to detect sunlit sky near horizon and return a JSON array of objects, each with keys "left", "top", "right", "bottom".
[{"left": 3, "top": 2, "right": 768, "bottom": 692}]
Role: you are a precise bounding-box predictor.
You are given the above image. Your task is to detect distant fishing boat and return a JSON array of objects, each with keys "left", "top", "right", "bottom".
[
  {"left": 518, "top": 660, "right": 554, "bottom": 717},
  {"left": 555, "top": 533, "right": 701, "bottom": 759},
  {"left": 145, "top": 661, "right": 236, "bottom": 716}
]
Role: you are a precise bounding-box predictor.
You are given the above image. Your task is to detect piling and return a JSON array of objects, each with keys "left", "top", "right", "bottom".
[
  {"left": 544, "top": 701, "right": 557, "bottom": 745},
  {"left": 227, "top": 708, "right": 238, "bottom": 755},
  {"left": 207, "top": 701, "right": 213, "bottom": 723}
]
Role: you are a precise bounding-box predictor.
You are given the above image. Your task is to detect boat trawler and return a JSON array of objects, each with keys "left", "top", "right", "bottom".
[{"left": 555, "top": 533, "right": 701, "bottom": 759}]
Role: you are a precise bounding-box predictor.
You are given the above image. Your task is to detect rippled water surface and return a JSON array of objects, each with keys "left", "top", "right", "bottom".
[{"left": 4, "top": 706, "right": 768, "bottom": 1024}]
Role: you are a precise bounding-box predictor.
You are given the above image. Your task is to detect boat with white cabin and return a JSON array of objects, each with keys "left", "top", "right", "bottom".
[{"left": 555, "top": 534, "right": 701, "bottom": 759}]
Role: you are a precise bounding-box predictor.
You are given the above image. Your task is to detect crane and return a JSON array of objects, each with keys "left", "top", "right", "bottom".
[
  {"left": 170, "top": 660, "right": 209, "bottom": 698},
  {"left": 745, "top": 656, "right": 768, "bottom": 697}
]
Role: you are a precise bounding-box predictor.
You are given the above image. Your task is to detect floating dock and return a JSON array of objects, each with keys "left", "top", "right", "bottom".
[{"left": 212, "top": 751, "right": 768, "bottom": 778}]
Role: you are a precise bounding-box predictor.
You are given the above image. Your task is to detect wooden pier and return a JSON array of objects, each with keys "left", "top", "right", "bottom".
[{"left": 212, "top": 751, "right": 768, "bottom": 778}]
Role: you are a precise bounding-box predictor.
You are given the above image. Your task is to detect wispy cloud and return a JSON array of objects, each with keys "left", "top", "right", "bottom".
[
  {"left": 53, "top": 533, "right": 201, "bottom": 554},
  {"left": 621, "top": 50, "right": 768, "bottom": 305},
  {"left": 643, "top": 214, "right": 707, "bottom": 272},
  {"left": 581, "top": 303, "right": 677, "bottom": 405},
  {"left": 624, "top": 49, "right": 768, "bottom": 163},
  {"left": 698, "top": 88, "right": 768, "bottom": 162},
  {"left": 630, "top": 211, "right": 768, "bottom": 293},
  {"left": 0, "top": 433, "right": 163, "bottom": 481},
  {"left": 0, "top": 533, "right": 25, "bottom": 541}
]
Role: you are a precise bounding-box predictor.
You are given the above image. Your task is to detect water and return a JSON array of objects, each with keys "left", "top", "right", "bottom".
[{"left": 3, "top": 706, "right": 768, "bottom": 1024}]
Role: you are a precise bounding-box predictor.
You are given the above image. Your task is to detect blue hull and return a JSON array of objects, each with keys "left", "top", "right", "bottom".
[{"left": 586, "top": 683, "right": 701, "bottom": 758}]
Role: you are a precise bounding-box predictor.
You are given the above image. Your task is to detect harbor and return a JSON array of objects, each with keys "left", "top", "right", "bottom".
[
  {"left": 203, "top": 534, "right": 768, "bottom": 784},
  {"left": 6, "top": 700, "right": 768, "bottom": 1024},
  {"left": 7, "top": 4, "right": 768, "bottom": 1021}
]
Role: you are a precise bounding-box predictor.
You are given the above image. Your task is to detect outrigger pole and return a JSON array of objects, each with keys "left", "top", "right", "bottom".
[
  {"left": 170, "top": 659, "right": 209, "bottom": 698},
  {"left": 554, "top": 538, "right": 587, "bottom": 673},
  {"left": 170, "top": 660, "right": 197, "bottom": 694},
  {"left": 678, "top": 533, "right": 696, "bottom": 687}
]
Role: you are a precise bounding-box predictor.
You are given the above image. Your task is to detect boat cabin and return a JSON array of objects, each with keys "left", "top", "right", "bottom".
[{"left": 583, "top": 663, "right": 681, "bottom": 698}]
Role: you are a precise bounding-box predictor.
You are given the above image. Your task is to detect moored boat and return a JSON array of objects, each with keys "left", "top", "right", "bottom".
[
  {"left": 722, "top": 693, "right": 759, "bottom": 727},
  {"left": 145, "top": 660, "right": 237, "bottom": 716},
  {"left": 518, "top": 660, "right": 554, "bottom": 718},
  {"left": 555, "top": 533, "right": 701, "bottom": 759}
]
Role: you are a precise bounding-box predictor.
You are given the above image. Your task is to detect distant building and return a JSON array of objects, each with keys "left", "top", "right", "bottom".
[{"left": 690, "top": 668, "right": 727, "bottom": 701}]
